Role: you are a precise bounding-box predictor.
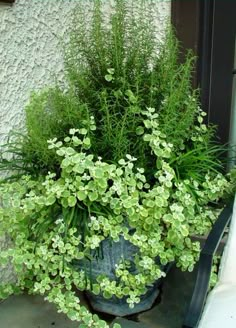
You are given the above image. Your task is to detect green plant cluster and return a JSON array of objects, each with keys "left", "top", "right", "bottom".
[
  {"left": 0, "top": 109, "right": 235, "bottom": 326},
  {"left": 0, "top": 0, "right": 235, "bottom": 327},
  {"left": 209, "top": 255, "right": 221, "bottom": 290},
  {"left": 0, "top": 0, "right": 219, "bottom": 180}
]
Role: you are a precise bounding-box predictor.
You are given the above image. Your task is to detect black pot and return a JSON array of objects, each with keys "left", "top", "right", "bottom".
[{"left": 76, "top": 234, "right": 166, "bottom": 316}]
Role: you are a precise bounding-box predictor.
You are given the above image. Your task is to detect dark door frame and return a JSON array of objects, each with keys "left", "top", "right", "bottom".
[{"left": 171, "top": 0, "right": 236, "bottom": 144}]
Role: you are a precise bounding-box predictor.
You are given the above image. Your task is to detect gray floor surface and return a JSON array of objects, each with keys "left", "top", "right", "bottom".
[{"left": 0, "top": 266, "right": 197, "bottom": 328}]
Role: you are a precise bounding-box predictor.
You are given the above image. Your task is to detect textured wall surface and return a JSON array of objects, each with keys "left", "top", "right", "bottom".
[
  {"left": 0, "top": 0, "right": 170, "bottom": 144},
  {"left": 0, "top": 0, "right": 170, "bottom": 282},
  {"left": 0, "top": 235, "right": 16, "bottom": 284}
]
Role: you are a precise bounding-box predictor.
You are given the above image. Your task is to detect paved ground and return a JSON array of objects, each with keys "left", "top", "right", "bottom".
[
  {"left": 0, "top": 295, "right": 79, "bottom": 328},
  {"left": 137, "top": 266, "right": 197, "bottom": 328},
  {"left": 0, "top": 266, "right": 197, "bottom": 328}
]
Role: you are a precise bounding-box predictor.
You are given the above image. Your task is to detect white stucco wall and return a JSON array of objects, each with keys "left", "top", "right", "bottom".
[
  {"left": 0, "top": 0, "right": 170, "bottom": 283},
  {"left": 0, "top": 0, "right": 170, "bottom": 145}
]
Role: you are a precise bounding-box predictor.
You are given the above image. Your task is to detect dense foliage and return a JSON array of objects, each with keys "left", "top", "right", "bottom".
[
  {"left": 0, "top": 1, "right": 235, "bottom": 327},
  {"left": 1, "top": 0, "right": 221, "bottom": 180},
  {"left": 0, "top": 109, "right": 234, "bottom": 326}
]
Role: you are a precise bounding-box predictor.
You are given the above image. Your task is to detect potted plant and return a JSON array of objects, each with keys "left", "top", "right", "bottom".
[{"left": 0, "top": 0, "right": 235, "bottom": 327}]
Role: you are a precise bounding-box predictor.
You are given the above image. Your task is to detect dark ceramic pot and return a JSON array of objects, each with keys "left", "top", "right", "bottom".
[{"left": 78, "top": 234, "right": 165, "bottom": 316}]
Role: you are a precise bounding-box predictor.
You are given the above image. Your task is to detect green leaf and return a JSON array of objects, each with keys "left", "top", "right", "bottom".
[
  {"left": 69, "top": 128, "right": 78, "bottom": 135},
  {"left": 137, "top": 182, "right": 143, "bottom": 189},
  {"left": 77, "top": 191, "right": 87, "bottom": 201},
  {"left": 64, "top": 136, "right": 71, "bottom": 142},
  {"left": 167, "top": 230, "right": 180, "bottom": 244},
  {"left": 92, "top": 284, "right": 100, "bottom": 295},
  {"left": 97, "top": 321, "right": 108, "bottom": 328},
  {"left": 105, "top": 74, "right": 113, "bottom": 82},
  {"left": 73, "top": 164, "right": 85, "bottom": 174},
  {"left": 126, "top": 207, "right": 135, "bottom": 216},
  {"left": 125, "top": 89, "right": 137, "bottom": 104},
  {"left": 88, "top": 191, "right": 98, "bottom": 202},
  {"left": 83, "top": 137, "right": 91, "bottom": 147},
  {"left": 65, "top": 147, "right": 75, "bottom": 156},
  {"left": 61, "top": 158, "right": 71, "bottom": 168},
  {"left": 114, "top": 90, "right": 123, "bottom": 98},
  {"left": 118, "top": 159, "right": 126, "bottom": 165},
  {"left": 72, "top": 136, "right": 82, "bottom": 146},
  {"left": 97, "top": 178, "right": 107, "bottom": 189},
  {"left": 61, "top": 198, "right": 68, "bottom": 208},
  {"left": 96, "top": 275, "right": 106, "bottom": 283},
  {"left": 146, "top": 216, "right": 153, "bottom": 225},
  {"left": 80, "top": 128, "right": 88, "bottom": 135},
  {"left": 68, "top": 195, "right": 77, "bottom": 207},
  {"left": 93, "top": 168, "right": 104, "bottom": 178},
  {"left": 123, "top": 200, "right": 133, "bottom": 209},
  {"left": 146, "top": 200, "right": 155, "bottom": 208},
  {"left": 123, "top": 286, "right": 130, "bottom": 294},
  {"left": 107, "top": 68, "right": 115, "bottom": 74},
  {"left": 116, "top": 168, "right": 123, "bottom": 176},
  {"left": 136, "top": 126, "right": 144, "bottom": 135},
  {"left": 143, "top": 134, "right": 152, "bottom": 141},
  {"left": 77, "top": 252, "right": 85, "bottom": 259},
  {"left": 56, "top": 149, "right": 65, "bottom": 156},
  {"left": 140, "top": 208, "right": 148, "bottom": 217},
  {"left": 112, "top": 324, "right": 121, "bottom": 328},
  {"left": 103, "top": 291, "right": 112, "bottom": 299},
  {"left": 181, "top": 225, "right": 189, "bottom": 237},
  {"left": 93, "top": 314, "right": 100, "bottom": 321},
  {"left": 45, "top": 195, "right": 56, "bottom": 206},
  {"left": 55, "top": 141, "right": 63, "bottom": 148},
  {"left": 67, "top": 309, "right": 78, "bottom": 320}
]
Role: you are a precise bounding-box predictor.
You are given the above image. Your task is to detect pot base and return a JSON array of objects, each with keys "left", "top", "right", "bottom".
[{"left": 86, "top": 285, "right": 160, "bottom": 317}]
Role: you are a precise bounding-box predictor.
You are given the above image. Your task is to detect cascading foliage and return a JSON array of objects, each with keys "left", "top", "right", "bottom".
[{"left": 0, "top": 109, "right": 235, "bottom": 327}]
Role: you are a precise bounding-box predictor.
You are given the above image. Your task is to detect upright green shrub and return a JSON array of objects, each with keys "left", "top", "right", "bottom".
[
  {"left": 23, "top": 87, "right": 91, "bottom": 174},
  {"left": 65, "top": 0, "right": 206, "bottom": 164},
  {"left": 0, "top": 0, "right": 222, "bottom": 182}
]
